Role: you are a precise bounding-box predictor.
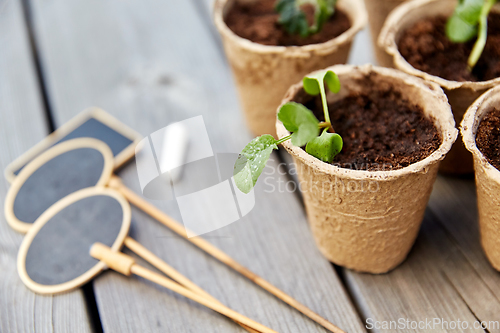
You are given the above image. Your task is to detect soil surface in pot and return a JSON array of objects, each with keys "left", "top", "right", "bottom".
[
  {"left": 301, "top": 83, "right": 442, "bottom": 171},
  {"left": 476, "top": 108, "right": 500, "bottom": 171},
  {"left": 398, "top": 14, "right": 500, "bottom": 82},
  {"left": 225, "top": 0, "right": 351, "bottom": 46}
]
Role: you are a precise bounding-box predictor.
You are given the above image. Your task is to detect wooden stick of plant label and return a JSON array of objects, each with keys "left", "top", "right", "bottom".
[
  {"left": 90, "top": 243, "right": 276, "bottom": 333},
  {"left": 109, "top": 176, "right": 345, "bottom": 333},
  {"left": 123, "top": 238, "right": 259, "bottom": 333}
]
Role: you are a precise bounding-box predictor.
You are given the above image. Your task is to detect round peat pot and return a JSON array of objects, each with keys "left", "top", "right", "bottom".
[
  {"left": 379, "top": 0, "right": 500, "bottom": 175},
  {"left": 276, "top": 65, "right": 457, "bottom": 274},
  {"left": 213, "top": 0, "right": 367, "bottom": 138},
  {"left": 363, "top": 0, "right": 407, "bottom": 67},
  {"left": 461, "top": 86, "right": 500, "bottom": 271}
]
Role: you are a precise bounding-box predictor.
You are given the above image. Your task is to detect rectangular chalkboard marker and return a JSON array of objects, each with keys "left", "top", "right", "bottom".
[{"left": 5, "top": 108, "right": 141, "bottom": 183}]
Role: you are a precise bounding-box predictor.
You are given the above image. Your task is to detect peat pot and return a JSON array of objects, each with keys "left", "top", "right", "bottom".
[
  {"left": 379, "top": 0, "right": 500, "bottom": 175},
  {"left": 214, "top": 0, "right": 367, "bottom": 137},
  {"left": 277, "top": 64, "right": 457, "bottom": 273},
  {"left": 461, "top": 85, "right": 500, "bottom": 271}
]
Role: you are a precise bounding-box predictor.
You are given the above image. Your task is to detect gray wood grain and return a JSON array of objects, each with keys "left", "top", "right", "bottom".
[
  {"left": 28, "top": 0, "right": 366, "bottom": 332},
  {"left": 428, "top": 177, "right": 500, "bottom": 331},
  {"left": 0, "top": 0, "right": 92, "bottom": 332}
]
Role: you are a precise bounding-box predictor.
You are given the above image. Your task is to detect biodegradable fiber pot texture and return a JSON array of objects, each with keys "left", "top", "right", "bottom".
[
  {"left": 214, "top": 0, "right": 367, "bottom": 138},
  {"left": 462, "top": 86, "right": 500, "bottom": 271},
  {"left": 379, "top": 0, "right": 500, "bottom": 175},
  {"left": 277, "top": 65, "right": 457, "bottom": 274},
  {"left": 363, "top": 0, "right": 407, "bottom": 67}
]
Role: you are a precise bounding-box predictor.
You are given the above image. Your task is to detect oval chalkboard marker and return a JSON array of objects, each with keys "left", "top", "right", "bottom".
[
  {"left": 16, "top": 188, "right": 275, "bottom": 333},
  {"left": 5, "top": 136, "right": 340, "bottom": 332},
  {"left": 4, "top": 108, "right": 141, "bottom": 183},
  {"left": 17, "top": 187, "right": 130, "bottom": 294},
  {"left": 4, "top": 138, "right": 114, "bottom": 233}
]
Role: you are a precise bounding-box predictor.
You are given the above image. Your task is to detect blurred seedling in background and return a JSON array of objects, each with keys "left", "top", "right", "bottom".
[
  {"left": 275, "top": 0, "right": 337, "bottom": 37},
  {"left": 446, "top": 0, "right": 499, "bottom": 69}
]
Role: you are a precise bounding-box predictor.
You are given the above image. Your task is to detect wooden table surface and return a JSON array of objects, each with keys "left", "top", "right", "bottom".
[{"left": 1, "top": 0, "right": 499, "bottom": 332}]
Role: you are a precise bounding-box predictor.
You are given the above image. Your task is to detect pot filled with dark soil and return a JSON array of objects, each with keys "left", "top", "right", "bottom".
[
  {"left": 214, "top": 0, "right": 367, "bottom": 137},
  {"left": 276, "top": 64, "right": 457, "bottom": 273},
  {"left": 379, "top": 0, "right": 500, "bottom": 175},
  {"left": 363, "top": 0, "right": 407, "bottom": 67},
  {"left": 462, "top": 85, "right": 500, "bottom": 271}
]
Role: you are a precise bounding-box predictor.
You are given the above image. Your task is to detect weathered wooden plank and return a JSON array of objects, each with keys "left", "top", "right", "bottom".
[
  {"left": 0, "top": 0, "right": 92, "bottom": 332},
  {"left": 428, "top": 177, "right": 500, "bottom": 329},
  {"left": 29, "top": 0, "right": 366, "bottom": 332}
]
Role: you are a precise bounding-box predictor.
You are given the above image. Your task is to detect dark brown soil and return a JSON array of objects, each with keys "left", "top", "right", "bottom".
[
  {"left": 300, "top": 84, "right": 442, "bottom": 171},
  {"left": 225, "top": 0, "right": 351, "bottom": 46},
  {"left": 476, "top": 108, "right": 500, "bottom": 171},
  {"left": 398, "top": 14, "right": 500, "bottom": 82}
]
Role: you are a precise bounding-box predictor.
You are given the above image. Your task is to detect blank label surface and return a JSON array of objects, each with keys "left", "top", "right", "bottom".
[
  {"left": 25, "top": 195, "right": 124, "bottom": 285},
  {"left": 13, "top": 148, "right": 106, "bottom": 224}
]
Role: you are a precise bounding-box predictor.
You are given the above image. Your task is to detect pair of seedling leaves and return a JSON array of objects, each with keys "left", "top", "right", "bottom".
[
  {"left": 275, "top": 0, "right": 337, "bottom": 37},
  {"left": 446, "top": 0, "right": 499, "bottom": 69},
  {"left": 234, "top": 70, "right": 342, "bottom": 194}
]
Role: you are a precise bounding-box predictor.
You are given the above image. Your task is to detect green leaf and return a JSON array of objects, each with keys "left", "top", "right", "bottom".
[
  {"left": 454, "top": 0, "right": 483, "bottom": 23},
  {"left": 468, "top": 0, "right": 498, "bottom": 68},
  {"left": 446, "top": 0, "right": 499, "bottom": 68},
  {"left": 305, "top": 130, "right": 342, "bottom": 163},
  {"left": 233, "top": 135, "right": 278, "bottom": 194},
  {"left": 303, "top": 70, "right": 341, "bottom": 96},
  {"left": 275, "top": 0, "right": 337, "bottom": 37},
  {"left": 446, "top": 0, "right": 483, "bottom": 42},
  {"left": 275, "top": 0, "right": 310, "bottom": 37},
  {"left": 303, "top": 69, "right": 340, "bottom": 125},
  {"left": 312, "top": 0, "right": 336, "bottom": 33},
  {"left": 446, "top": 11, "right": 479, "bottom": 42},
  {"left": 278, "top": 102, "right": 320, "bottom": 146}
]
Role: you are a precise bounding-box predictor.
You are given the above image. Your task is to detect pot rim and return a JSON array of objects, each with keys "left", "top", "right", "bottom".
[
  {"left": 276, "top": 64, "right": 458, "bottom": 181},
  {"left": 461, "top": 85, "right": 500, "bottom": 182},
  {"left": 378, "top": 0, "right": 500, "bottom": 91},
  {"left": 213, "top": 0, "right": 367, "bottom": 56}
]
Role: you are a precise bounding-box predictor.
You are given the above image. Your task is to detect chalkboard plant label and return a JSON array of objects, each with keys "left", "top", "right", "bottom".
[
  {"left": 379, "top": 0, "right": 500, "bottom": 175},
  {"left": 213, "top": 0, "right": 367, "bottom": 138},
  {"left": 462, "top": 85, "right": 500, "bottom": 272},
  {"left": 274, "top": 65, "right": 456, "bottom": 273}
]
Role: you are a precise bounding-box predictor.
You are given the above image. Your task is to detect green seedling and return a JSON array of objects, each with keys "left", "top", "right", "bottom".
[
  {"left": 446, "top": 0, "right": 499, "bottom": 69},
  {"left": 275, "top": 0, "right": 337, "bottom": 37},
  {"left": 234, "top": 70, "right": 343, "bottom": 194}
]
